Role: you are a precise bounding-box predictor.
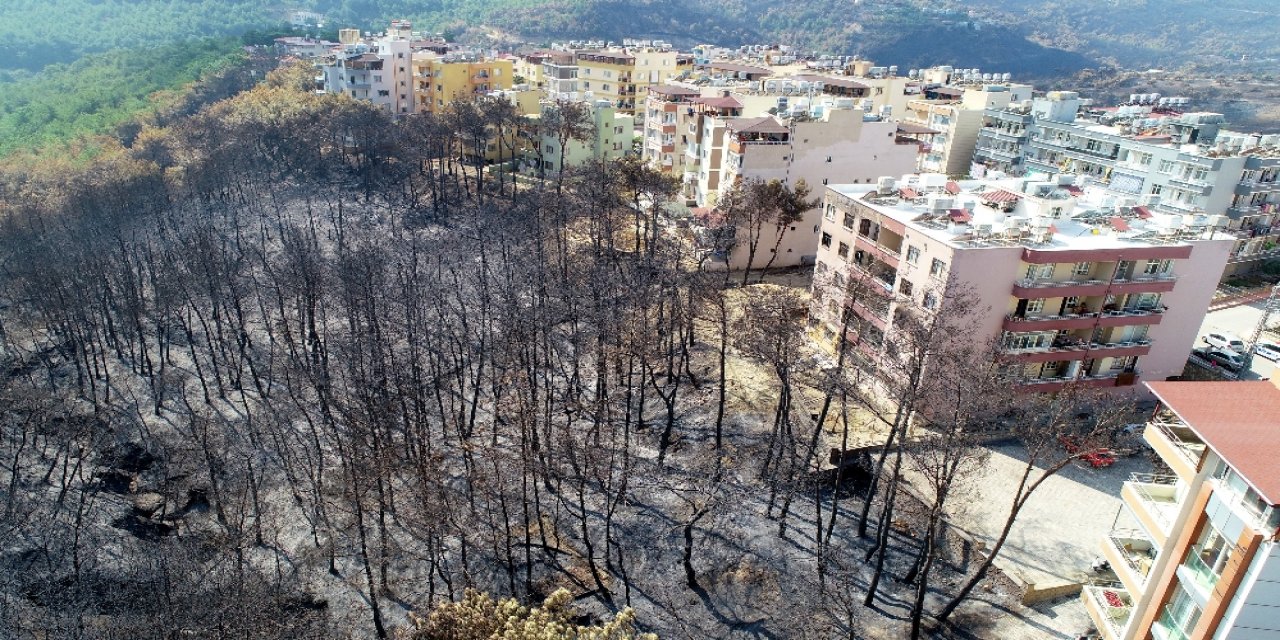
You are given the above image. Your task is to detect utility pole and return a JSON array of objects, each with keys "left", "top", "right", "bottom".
[{"left": 1242, "top": 282, "right": 1280, "bottom": 373}]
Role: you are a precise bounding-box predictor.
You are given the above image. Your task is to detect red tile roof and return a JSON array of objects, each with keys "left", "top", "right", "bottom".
[
  {"left": 697, "top": 96, "right": 743, "bottom": 109},
  {"left": 1063, "top": 185, "right": 1085, "bottom": 196},
  {"left": 945, "top": 181, "right": 961, "bottom": 195},
  {"left": 899, "top": 188, "right": 919, "bottom": 199},
  {"left": 1133, "top": 206, "right": 1153, "bottom": 219},
  {"left": 948, "top": 208, "right": 971, "bottom": 222},
  {"left": 980, "top": 189, "right": 1022, "bottom": 203},
  {"left": 1146, "top": 381, "right": 1280, "bottom": 506},
  {"left": 728, "top": 116, "right": 789, "bottom": 135},
  {"left": 1109, "top": 216, "right": 1131, "bottom": 231}
]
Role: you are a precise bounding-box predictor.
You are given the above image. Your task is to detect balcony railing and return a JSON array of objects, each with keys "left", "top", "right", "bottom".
[
  {"left": 1127, "top": 473, "right": 1180, "bottom": 530},
  {"left": 1105, "top": 529, "right": 1158, "bottom": 588},
  {"left": 1003, "top": 339, "right": 1151, "bottom": 355},
  {"left": 1153, "top": 609, "right": 1193, "bottom": 640},
  {"left": 1181, "top": 544, "right": 1221, "bottom": 595},
  {"left": 1083, "top": 585, "right": 1134, "bottom": 640},
  {"left": 1015, "top": 273, "right": 1178, "bottom": 289},
  {"left": 1005, "top": 306, "right": 1165, "bottom": 325},
  {"left": 1150, "top": 420, "right": 1206, "bottom": 467}
]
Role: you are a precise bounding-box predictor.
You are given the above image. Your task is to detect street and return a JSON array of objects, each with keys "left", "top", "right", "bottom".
[{"left": 1196, "top": 298, "right": 1280, "bottom": 380}]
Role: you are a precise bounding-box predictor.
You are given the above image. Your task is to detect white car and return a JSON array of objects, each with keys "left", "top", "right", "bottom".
[
  {"left": 1204, "top": 332, "right": 1246, "bottom": 353},
  {"left": 1256, "top": 342, "right": 1280, "bottom": 362}
]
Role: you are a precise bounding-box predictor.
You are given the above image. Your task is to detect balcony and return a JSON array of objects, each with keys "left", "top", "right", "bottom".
[
  {"left": 1002, "top": 307, "right": 1165, "bottom": 332},
  {"left": 1178, "top": 544, "right": 1222, "bottom": 598},
  {"left": 1082, "top": 584, "right": 1134, "bottom": 640},
  {"left": 1152, "top": 609, "right": 1193, "bottom": 640},
  {"left": 1011, "top": 273, "right": 1178, "bottom": 298},
  {"left": 1143, "top": 421, "right": 1206, "bottom": 481},
  {"left": 1002, "top": 339, "right": 1152, "bottom": 363},
  {"left": 1122, "top": 473, "right": 1180, "bottom": 544},
  {"left": 854, "top": 234, "right": 901, "bottom": 268},
  {"left": 1102, "top": 530, "right": 1158, "bottom": 594},
  {"left": 1016, "top": 370, "right": 1138, "bottom": 392}
]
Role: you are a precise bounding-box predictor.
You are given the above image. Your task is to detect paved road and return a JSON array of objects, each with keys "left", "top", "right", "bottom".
[{"left": 1196, "top": 299, "right": 1280, "bottom": 380}]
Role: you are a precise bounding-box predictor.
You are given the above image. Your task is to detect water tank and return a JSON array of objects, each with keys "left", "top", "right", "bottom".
[{"left": 876, "top": 176, "right": 896, "bottom": 194}]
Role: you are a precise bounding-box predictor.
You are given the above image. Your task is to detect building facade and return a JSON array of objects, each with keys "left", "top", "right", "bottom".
[
  {"left": 412, "top": 52, "right": 513, "bottom": 115},
  {"left": 574, "top": 46, "right": 693, "bottom": 115},
  {"left": 972, "top": 93, "right": 1280, "bottom": 274},
  {"left": 687, "top": 107, "right": 921, "bottom": 270},
  {"left": 809, "top": 174, "right": 1232, "bottom": 391},
  {"left": 531, "top": 101, "right": 635, "bottom": 174},
  {"left": 1082, "top": 380, "right": 1280, "bottom": 640}
]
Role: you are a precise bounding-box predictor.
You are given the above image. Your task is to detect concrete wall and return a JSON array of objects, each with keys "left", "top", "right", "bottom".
[{"left": 1143, "top": 238, "right": 1233, "bottom": 382}]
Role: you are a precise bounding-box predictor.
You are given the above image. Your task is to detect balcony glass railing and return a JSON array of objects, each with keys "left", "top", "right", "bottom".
[
  {"left": 1153, "top": 610, "right": 1193, "bottom": 640},
  {"left": 1181, "top": 545, "right": 1221, "bottom": 595}
]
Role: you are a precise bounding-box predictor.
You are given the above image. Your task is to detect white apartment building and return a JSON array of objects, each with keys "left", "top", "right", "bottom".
[
  {"left": 319, "top": 24, "right": 416, "bottom": 114},
  {"left": 689, "top": 106, "right": 922, "bottom": 270}
]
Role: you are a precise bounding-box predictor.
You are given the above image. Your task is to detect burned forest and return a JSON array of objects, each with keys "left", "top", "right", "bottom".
[{"left": 0, "top": 63, "right": 1126, "bottom": 639}]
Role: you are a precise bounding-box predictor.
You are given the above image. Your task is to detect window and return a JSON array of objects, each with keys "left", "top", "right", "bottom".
[
  {"left": 815, "top": 261, "right": 827, "bottom": 275},
  {"left": 899, "top": 279, "right": 914, "bottom": 296},
  {"left": 824, "top": 204, "right": 836, "bottom": 221},
  {"left": 929, "top": 259, "right": 947, "bottom": 278},
  {"left": 842, "top": 212, "right": 855, "bottom": 230},
  {"left": 1149, "top": 184, "right": 1163, "bottom": 195},
  {"left": 1004, "top": 332, "right": 1054, "bottom": 350},
  {"left": 833, "top": 273, "right": 845, "bottom": 290},
  {"left": 1156, "top": 585, "right": 1203, "bottom": 640},
  {"left": 1025, "top": 264, "right": 1053, "bottom": 280},
  {"left": 820, "top": 233, "right": 832, "bottom": 248},
  {"left": 922, "top": 292, "right": 939, "bottom": 310},
  {"left": 1074, "top": 262, "right": 1091, "bottom": 276},
  {"left": 1025, "top": 298, "right": 1046, "bottom": 313},
  {"left": 1050, "top": 206, "right": 1064, "bottom": 219},
  {"left": 837, "top": 242, "right": 850, "bottom": 260},
  {"left": 1109, "top": 355, "right": 1135, "bottom": 371},
  {"left": 906, "top": 246, "right": 921, "bottom": 264},
  {"left": 1144, "top": 259, "right": 1161, "bottom": 275},
  {"left": 1157, "top": 159, "right": 1175, "bottom": 174}
]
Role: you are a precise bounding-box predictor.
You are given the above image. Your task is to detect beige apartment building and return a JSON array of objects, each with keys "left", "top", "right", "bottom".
[
  {"left": 687, "top": 106, "right": 922, "bottom": 270},
  {"left": 810, "top": 173, "right": 1232, "bottom": 390},
  {"left": 900, "top": 84, "right": 1033, "bottom": 176},
  {"left": 1082, "top": 380, "right": 1280, "bottom": 640},
  {"left": 575, "top": 47, "right": 694, "bottom": 115}
]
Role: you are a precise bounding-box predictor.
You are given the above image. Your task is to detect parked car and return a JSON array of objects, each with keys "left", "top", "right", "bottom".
[
  {"left": 1202, "top": 348, "right": 1245, "bottom": 372},
  {"left": 1255, "top": 342, "right": 1280, "bottom": 362},
  {"left": 1203, "top": 332, "right": 1246, "bottom": 353}
]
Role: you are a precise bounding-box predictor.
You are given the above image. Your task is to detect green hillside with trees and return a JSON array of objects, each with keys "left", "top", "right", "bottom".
[{"left": 0, "top": 38, "right": 256, "bottom": 159}]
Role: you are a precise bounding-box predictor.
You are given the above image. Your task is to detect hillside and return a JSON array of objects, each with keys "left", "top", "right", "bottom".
[{"left": 3, "top": 0, "right": 1276, "bottom": 78}]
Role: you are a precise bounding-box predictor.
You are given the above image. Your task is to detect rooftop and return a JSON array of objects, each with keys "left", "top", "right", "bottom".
[
  {"left": 1145, "top": 381, "right": 1280, "bottom": 506},
  {"left": 828, "top": 173, "right": 1230, "bottom": 251}
]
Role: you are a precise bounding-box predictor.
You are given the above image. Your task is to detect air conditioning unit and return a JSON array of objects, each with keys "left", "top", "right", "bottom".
[{"left": 876, "top": 176, "right": 896, "bottom": 195}]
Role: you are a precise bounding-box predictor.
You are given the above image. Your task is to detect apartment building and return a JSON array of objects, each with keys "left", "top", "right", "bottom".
[
  {"left": 574, "top": 46, "right": 694, "bottom": 115},
  {"left": 541, "top": 52, "right": 580, "bottom": 100},
  {"left": 412, "top": 52, "right": 514, "bottom": 115},
  {"left": 689, "top": 106, "right": 921, "bottom": 270},
  {"left": 530, "top": 101, "right": 635, "bottom": 174},
  {"left": 809, "top": 173, "right": 1232, "bottom": 390},
  {"left": 320, "top": 25, "right": 415, "bottom": 114},
  {"left": 900, "top": 84, "right": 1032, "bottom": 176},
  {"left": 1082, "top": 380, "right": 1280, "bottom": 640},
  {"left": 972, "top": 92, "right": 1280, "bottom": 273}
]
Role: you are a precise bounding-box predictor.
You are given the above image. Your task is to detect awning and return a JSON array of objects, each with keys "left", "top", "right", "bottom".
[
  {"left": 945, "top": 181, "right": 961, "bottom": 195},
  {"left": 896, "top": 122, "right": 940, "bottom": 135}
]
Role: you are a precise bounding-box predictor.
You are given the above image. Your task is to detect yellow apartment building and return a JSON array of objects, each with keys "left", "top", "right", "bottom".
[
  {"left": 575, "top": 47, "right": 693, "bottom": 116},
  {"left": 412, "top": 52, "right": 514, "bottom": 114}
]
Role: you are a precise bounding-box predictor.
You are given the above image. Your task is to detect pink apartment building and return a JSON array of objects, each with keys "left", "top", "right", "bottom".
[{"left": 810, "top": 173, "right": 1233, "bottom": 391}]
